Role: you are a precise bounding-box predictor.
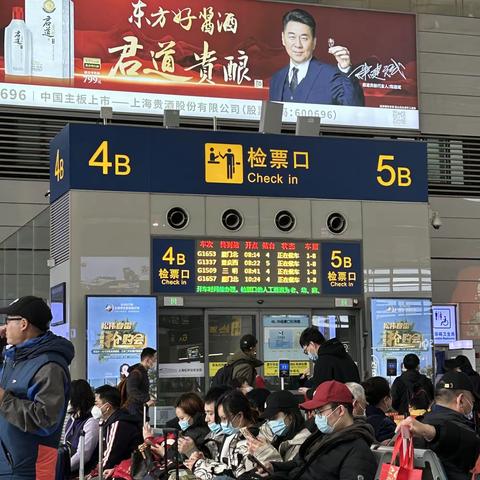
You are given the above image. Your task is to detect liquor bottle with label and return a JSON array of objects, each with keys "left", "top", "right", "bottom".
[{"left": 4, "top": 7, "right": 32, "bottom": 76}]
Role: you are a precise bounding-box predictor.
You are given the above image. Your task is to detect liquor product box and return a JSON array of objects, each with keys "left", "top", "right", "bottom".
[{"left": 25, "top": 0, "right": 74, "bottom": 79}]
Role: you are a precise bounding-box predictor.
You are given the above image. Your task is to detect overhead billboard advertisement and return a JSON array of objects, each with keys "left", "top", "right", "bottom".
[
  {"left": 371, "top": 298, "right": 433, "bottom": 379},
  {"left": 0, "top": 0, "right": 418, "bottom": 129},
  {"left": 86, "top": 295, "right": 157, "bottom": 387}
]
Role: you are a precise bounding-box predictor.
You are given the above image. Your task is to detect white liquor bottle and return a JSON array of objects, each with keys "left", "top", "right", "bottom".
[{"left": 4, "top": 7, "right": 32, "bottom": 76}]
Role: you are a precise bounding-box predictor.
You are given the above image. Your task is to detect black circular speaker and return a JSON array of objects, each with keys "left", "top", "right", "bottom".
[
  {"left": 326, "top": 212, "right": 347, "bottom": 234},
  {"left": 275, "top": 210, "right": 296, "bottom": 232},
  {"left": 166, "top": 207, "right": 189, "bottom": 229},
  {"left": 222, "top": 209, "right": 243, "bottom": 231}
]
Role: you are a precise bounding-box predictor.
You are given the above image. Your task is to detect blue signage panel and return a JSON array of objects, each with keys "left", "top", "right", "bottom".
[
  {"left": 50, "top": 124, "right": 428, "bottom": 203},
  {"left": 321, "top": 242, "right": 362, "bottom": 295},
  {"left": 151, "top": 238, "right": 196, "bottom": 294},
  {"left": 371, "top": 298, "right": 433, "bottom": 378},
  {"left": 86, "top": 295, "right": 157, "bottom": 388}
]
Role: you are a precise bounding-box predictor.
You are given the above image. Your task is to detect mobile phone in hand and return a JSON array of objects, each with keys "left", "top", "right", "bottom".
[{"left": 247, "top": 454, "right": 268, "bottom": 471}]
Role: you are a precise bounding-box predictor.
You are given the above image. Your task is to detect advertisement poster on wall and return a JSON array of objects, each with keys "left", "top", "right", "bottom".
[
  {"left": 371, "top": 298, "right": 433, "bottom": 379},
  {"left": 0, "top": 0, "right": 417, "bottom": 129},
  {"left": 86, "top": 295, "right": 157, "bottom": 387}
]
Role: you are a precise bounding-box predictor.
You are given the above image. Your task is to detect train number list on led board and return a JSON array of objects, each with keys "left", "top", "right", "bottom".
[{"left": 152, "top": 238, "right": 362, "bottom": 295}]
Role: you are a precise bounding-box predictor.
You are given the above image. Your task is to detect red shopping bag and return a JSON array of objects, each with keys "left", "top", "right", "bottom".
[{"left": 379, "top": 435, "right": 422, "bottom": 480}]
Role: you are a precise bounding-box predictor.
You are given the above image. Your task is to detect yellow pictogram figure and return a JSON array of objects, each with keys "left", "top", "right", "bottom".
[{"left": 205, "top": 143, "right": 243, "bottom": 184}]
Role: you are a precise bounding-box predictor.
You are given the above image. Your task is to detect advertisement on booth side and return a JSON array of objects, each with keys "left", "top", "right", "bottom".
[
  {"left": 86, "top": 295, "right": 157, "bottom": 387},
  {"left": 371, "top": 298, "right": 433, "bottom": 379},
  {"left": 0, "top": 0, "right": 418, "bottom": 129}
]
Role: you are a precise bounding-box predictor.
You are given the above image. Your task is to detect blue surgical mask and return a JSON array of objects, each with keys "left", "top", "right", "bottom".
[
  {"left": 267, "top": 419, "right": 287, "bottom": 437},
  {"left": 221, "top": 421, "right": 239, "bottom": 436},
  {"left": 308, "top": 352, "right": 318, "bottom": 361},
  {"left": 314, "top": 407, "right": 339, "bottom": 434},
  {"left": 208, "top": 422, "right": 223, "bottom": 434},
  {"left": 178, "top": 419, "right": 190, "bottom": 431}
]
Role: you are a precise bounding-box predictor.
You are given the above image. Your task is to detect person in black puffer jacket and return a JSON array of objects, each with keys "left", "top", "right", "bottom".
[
  {"left": 391, "top": 353, "right": 434, "bottom": 417},
  {"left": 298, "top": 327, "right": 360, "bottom": 399},
  {"left": 266, "top": 381, "right": 377, "bottom": 480},
  {"left": 397, "top": 371, "right": 480, "bottom": 480},
  {"left": 362, "top": 376, "right": 396, "bottom": 443}
]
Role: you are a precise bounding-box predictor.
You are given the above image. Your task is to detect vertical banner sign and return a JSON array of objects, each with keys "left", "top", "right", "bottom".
[
  {"left": 321, "top": 242, "right": 362, "bottom": 294},
  {"left": 86, "top": 296, "right": 157, "bottom": 388}
]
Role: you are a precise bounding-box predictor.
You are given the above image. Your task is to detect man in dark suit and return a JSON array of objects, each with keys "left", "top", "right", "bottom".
[{"left": 269, "top": 9, "right": 364, "bottom": 106}]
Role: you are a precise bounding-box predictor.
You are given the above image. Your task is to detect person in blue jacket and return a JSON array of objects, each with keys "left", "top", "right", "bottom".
[
  {"left": 0, "top": 295, "right": 75, "bottom": 479},
  {"left": 269, "top": 9, "right": 364, "bottom": 106}
]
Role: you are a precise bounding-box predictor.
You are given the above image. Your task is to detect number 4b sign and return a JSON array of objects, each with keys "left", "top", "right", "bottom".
[{"left": 322, "top": 242, "right": 362, "bottom": 294}]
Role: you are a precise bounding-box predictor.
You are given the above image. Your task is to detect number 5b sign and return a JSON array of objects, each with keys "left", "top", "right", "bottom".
[{"left": 322, "top": 242, "right": 362, "bottom": 294}]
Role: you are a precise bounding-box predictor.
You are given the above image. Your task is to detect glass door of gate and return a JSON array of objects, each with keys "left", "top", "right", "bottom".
[
  {"left": 312, "top": 311, "right": 360, "bottom": 367},
  {"left": 207, "top": 312, "right": 257, "bottom": 383},
  {"left": 262, "top": 312, "right": 310, "bottom": 390}
]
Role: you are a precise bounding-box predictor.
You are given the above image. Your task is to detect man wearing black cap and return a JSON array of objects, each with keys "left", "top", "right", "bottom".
[
  {"left": 0, "top": 296, "right": 75, "bottom": 478},
  {"left": 398, "top": 371, "right": 480, "bottom": 480},
  {"left": 226, "top": 334, "right": 264, "bottom": 388}
]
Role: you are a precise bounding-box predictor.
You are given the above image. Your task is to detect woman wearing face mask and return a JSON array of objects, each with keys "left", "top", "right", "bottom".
[
  {"left": 362, "top": 376, "right": 396, "bottom": 443},
  {"left": 247, "top": 390, "right": 310, "bottom": 464},
  {"left": 170, "top": 392, "right": 208, "bottom": 458},
  {"left": 178, "top": 387, "right": 231, "bottom": 460},
  {"left": 64, "top": 379, "right": 99, "bottom": 476},
  {"left": 186, "top": 390, "right": 259, "bottom": 480},
  {"left": 262, "top": 381, "right": 377, "bottom": 480}
]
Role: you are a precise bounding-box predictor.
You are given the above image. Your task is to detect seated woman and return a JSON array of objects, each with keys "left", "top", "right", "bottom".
[
  {"left": 248, "top": 390, "right": 310, "bottom": 463},
  {"left": 64, "top": 379, "right": 99, "bottom": 476},
  {"left": 178, "top": 386, "right": 231, "bottom": 459},
  {"left": 144, "top": 392, "right": 209, "bottom": 460},
  {"left": 185, "top": 390, "right": 259, "bottom": 479},
  {"left": 362, "top": 376, "right": 396, "bottom": 443}
]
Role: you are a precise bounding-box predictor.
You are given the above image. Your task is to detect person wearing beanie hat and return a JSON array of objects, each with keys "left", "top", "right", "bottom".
[
  {"left": 0, "top": 296, "right": 75, "bottom": 478},
  {"left": 225, "top": 334, "right": 264, "bottom": 389},
  {"left": 397, "top": 371, "right": 480, "bottom": 480},
  {"left": 259, "top": 381, "right": 377, "bottom": 480}
]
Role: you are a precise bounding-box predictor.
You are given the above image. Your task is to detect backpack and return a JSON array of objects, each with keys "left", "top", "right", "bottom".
[
  {"left": 118, "top": 376, "right": 129, "bottom": 407},
  {"left": 211, "top": 359, "right": 250, "bottom": 387}
]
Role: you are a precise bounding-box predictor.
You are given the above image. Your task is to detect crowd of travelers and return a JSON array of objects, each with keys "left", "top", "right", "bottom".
[{"left": 0, "top": 296, "right": 480, "bottom": 479}]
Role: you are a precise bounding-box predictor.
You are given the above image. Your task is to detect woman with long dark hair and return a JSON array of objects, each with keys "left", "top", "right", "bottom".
[
  {"left": 186, "top": 390, "right": 259, "bottom": 479},
  {"left": 64, "top": 379, "right": 99, "bottom": 475},
  {"left": 248, "top": 390, "right": 310, "bottom": 463}
]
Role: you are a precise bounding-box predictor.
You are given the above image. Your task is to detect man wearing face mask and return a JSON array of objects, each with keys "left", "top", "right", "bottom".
[
  {"left": 397, "top": 371, "right": 480, "bottom": 480},
  {"left": 298, "top": 327, "right": 360, "bottom": 398},
  {"left": 89, "top": 385, "right": 143, "bottom": 478},
  {"left": 124, "top": 347, "right": 156, "bottom": 426},
  {"left": 266, "top": 381, "right": 376, "bottom": 480}
]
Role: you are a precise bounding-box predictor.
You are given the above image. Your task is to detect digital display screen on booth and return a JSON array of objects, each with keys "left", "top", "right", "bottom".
[
  {"left": 86, "top": 296, "right": 157, "bottom": 387},
  {"left": 371, "top": 298, "right": 433, "bottom": 378},
  {"left": 152, "top": 238, "right": 363, "bottom": 295},
  {"left": 432, "top": 305, "right": 458, "bottom": 345},
  {"left": 50, "top": 282, "right": 66, "bottom": 326}
]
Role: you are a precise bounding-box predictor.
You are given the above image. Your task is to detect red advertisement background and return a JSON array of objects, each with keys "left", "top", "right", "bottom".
[{"left": 0, "top": 0, "right": 417, "bottom": 109}]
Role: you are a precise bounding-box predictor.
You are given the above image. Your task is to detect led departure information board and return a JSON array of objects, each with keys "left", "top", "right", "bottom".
[
  {"left": 195, "top": 239, "right": 320, "bottom": 295},
  {"left": 152, "top": 238, "right": 363, "bottom": 295}
]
